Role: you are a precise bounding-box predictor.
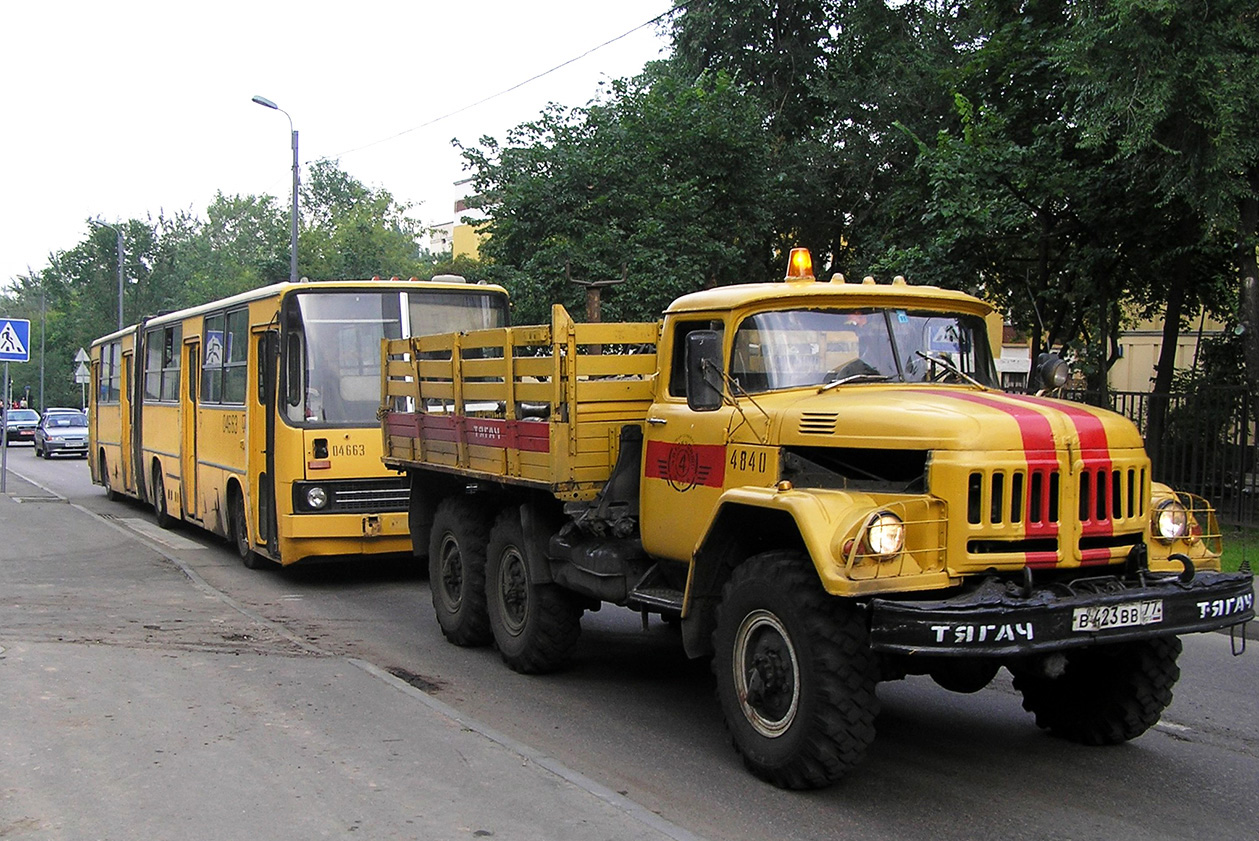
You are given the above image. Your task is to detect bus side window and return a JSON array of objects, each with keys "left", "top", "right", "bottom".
[
  {"left": 285, "top": 333, "right": 304, "bottom": 414},
  {"left": 258, "top": 332, "right": 278, "bottom": 406}
]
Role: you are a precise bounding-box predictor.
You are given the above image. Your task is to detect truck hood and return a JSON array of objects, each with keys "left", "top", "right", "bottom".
[{"left": 761, "top": 386, "right": 1145, "bottom": 455}]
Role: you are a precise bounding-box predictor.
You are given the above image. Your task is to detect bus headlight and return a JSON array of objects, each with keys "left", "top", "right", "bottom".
[
  {"left": 864, "top": 511, "right": 905, "bottom": 560},
  {"left": 306, "top": 486, "right": 329, "bottom": 510},
  {"left": 1154, "top": 499, "right": 1188, "bottom": 543}
]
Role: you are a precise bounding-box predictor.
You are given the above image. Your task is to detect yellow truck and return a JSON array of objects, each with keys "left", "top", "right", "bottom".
[{"left": 380, "top": 249, "right": 1254, "bottom": 789}]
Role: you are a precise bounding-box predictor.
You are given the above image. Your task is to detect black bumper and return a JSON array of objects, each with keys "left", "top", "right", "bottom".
[{"left": 869, "top": 571, "right": 1254, "bottom": 657}]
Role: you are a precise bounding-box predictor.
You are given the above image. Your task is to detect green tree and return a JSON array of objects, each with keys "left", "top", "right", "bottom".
[
  {"left": 459, "top": 63, "right": 774, "bottom": 324},
  {"left": 299, "top": 160, "right": 427, "bottom": 280},
  {"left": 180, "top": 193, "right": 290, "bottom": 298},
  {"left": 1051, "top": 0, "right": 1259, "bottom": 396}
]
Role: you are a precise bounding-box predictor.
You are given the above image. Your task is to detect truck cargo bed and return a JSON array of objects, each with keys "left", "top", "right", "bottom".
[{"left": 382, "top": 305, "right": 659, "bottom": 500}]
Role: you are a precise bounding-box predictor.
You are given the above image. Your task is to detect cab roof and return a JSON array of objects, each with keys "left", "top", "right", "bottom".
[{"left": 664, "top": 279, "right": 993, "bottom": 318}]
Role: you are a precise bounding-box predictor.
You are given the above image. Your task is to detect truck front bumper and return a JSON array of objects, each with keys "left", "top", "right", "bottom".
[{"left": 869, "top": 570, "right": 1253, "bottom": 657}]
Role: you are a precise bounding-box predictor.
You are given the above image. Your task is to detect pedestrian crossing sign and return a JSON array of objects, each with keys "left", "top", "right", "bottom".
[{"left": 0, "top": 318, "right": 31, "bottom": 363}]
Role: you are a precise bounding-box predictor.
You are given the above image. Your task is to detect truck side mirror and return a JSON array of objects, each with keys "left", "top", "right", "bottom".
[{"left": 686, "top": 330, "right": 725, "bottom": 412}]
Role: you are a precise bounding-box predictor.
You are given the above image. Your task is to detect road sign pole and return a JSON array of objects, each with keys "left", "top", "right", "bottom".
[
  {"left": 0, "top": 315, "right": 32, "bottom": 494},
  {"left": 2, "top": 360, "right": 9, "bottom": 493}
]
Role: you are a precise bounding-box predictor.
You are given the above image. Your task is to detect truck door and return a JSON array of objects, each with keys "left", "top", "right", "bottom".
[{"left": 639, "top": 319, "right": 734, "bottom": 562}]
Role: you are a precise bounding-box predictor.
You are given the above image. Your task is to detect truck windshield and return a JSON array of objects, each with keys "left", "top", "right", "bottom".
[
  {"left": 284, "top": 288, "right": 507, "bottom": 426},
  {"left": 730, "top": 307, "right": 998, "bottom": 393}
]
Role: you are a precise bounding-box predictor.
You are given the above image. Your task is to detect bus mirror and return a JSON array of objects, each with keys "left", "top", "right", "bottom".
[{"left": 686, "top": 330, "right": 725, "bottom": 412}]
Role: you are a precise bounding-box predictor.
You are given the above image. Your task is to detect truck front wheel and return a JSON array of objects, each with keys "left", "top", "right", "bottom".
[
  {"left": 1011, "top": 636, "right": 1182, "bottom": 745},
  {"left": 428, "top": 497, "right": 494, "bottom": 647},
  {"left": 713, "top": 551, "right": 879, "bottom": 789},
  {"left": 486, "top": 506, "right": 581, "bottom": 674}
]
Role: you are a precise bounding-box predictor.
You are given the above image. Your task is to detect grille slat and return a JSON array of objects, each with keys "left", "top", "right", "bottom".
[{"left": 964, "top": 455, "right": 1146, "bottom": 562}]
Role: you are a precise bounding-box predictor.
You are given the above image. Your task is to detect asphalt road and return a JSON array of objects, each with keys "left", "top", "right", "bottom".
[{"left": 7, "top": 446, "right": 1259, "bottom": 841}]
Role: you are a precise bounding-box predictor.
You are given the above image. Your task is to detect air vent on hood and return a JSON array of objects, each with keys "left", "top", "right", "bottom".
[{"left": 799, "top": 412, "right": 838, "bottom": 435}]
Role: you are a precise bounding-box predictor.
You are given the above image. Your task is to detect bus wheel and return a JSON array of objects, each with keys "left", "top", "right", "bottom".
[
  {"left": 713, "top": 551, "right": 879, "bottom": 789},
  {"left": 486, "top": 506, "right": 581, "bottom": 674},
  {"left": 152, "top": 465, "right": 174, "bottom": 530},
  {"left": 230, "top": 490, "right": 266, "bottom": 570},
  {"left": 428, "top": 497, "right": 494, "bottom": 647},
  {"left": 1012, "top": 636, "right": 1182, "bottom": 745},
  {"left": 100, "top": 454, "right": 122, "bottom": 502}
]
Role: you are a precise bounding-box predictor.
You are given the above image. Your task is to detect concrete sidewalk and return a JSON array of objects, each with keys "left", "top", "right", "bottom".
[{"left": 0, "top": 472, "right": 702, "bottom": 841}]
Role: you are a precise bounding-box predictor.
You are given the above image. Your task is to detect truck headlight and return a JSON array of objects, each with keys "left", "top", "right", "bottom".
[
  {"left": 1154, "top": 499, "right": 1188, "bottom": 543},
  {"left": 306, "top": 486, "right": 329, "bottom": 510},
  {"left": 864, "top": 511, "right": 905, "bottom": 560}
]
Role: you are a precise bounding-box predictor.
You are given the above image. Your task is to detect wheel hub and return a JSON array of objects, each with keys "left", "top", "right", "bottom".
[
  {"left": 439, "top": 538, "right": 463, "bottom": 606},
  {"left": 734, "top": 609, "right": 800, "bottom": 738},
  {"left": 498, "top": 550, "right": 528, "bottom": 634}
]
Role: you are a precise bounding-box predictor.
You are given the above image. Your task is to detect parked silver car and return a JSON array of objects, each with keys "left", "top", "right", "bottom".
[{"left": 33, "top": 410, "right": 88, "bottom": 458}]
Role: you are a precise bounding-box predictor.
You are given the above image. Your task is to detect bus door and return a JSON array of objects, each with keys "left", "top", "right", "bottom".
[
  {"left": 255, "top": 328, "right": 280, "bottom": 556},
  {"left": 182, "top": 339, "right": 200, "bottom": 522},
  {"left": 120, "top": 348, "right": 136, "bottom": 495},
  {"left": 131, "top": 321, "right": 149, "bottom": 506}
]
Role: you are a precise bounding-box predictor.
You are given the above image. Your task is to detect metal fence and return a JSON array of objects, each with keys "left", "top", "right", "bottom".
[{"left": 1061, "top": 387, "right": 1257, "bottom": 526}]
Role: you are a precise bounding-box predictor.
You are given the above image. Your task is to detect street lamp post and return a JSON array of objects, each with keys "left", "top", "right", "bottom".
[
  {"left": 90, "top": 220, "right": 125, "bottom": 330},
  {"left": 251, "top": 95, "right": 300, "bottom": 284}
]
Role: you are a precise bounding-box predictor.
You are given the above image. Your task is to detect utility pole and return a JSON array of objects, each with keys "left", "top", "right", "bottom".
[
  {"left": 567, "top": 264, "right": 627, "bottom": 357},
  {"left": 566, "top": 263, "right": 627, "bottom": 323}
]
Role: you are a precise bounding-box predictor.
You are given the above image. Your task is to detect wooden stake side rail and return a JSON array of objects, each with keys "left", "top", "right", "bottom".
[{"left": 382, "top": 305, "right": 660, "bottom": 499}]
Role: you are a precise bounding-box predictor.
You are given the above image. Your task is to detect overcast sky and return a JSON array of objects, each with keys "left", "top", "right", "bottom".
[{"left": 0, "top": 1, "right": 673, "bottom": 286}]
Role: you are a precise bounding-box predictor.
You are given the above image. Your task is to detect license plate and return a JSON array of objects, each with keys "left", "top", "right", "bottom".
[{"left": 1072, "top": 599, "right": 1164, "bottom": 632}]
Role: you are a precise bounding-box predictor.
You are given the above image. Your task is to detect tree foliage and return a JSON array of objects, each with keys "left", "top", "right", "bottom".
[
  {"left": 5, "top": 2, "right": 1258, "bottom": 410},
  {"left": 0, "top": 161, "right": 442, "bottom": 410},
  {"left": 459, "top": 63, "right": 774, "bottom": 324},
  {"left": 299, "top": 160, "right": 429, "bottom": 280}
]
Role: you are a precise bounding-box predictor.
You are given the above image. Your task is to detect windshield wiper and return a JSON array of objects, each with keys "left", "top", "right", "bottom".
[
  {"left": 914, "top": 351, "right": 986, "bottom": 388},
  {"left": 818, "top": 372, "right": 891, "bottom": 393}
]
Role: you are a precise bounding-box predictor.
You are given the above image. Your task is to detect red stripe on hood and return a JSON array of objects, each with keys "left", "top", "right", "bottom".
[
  {"left": 925, "top": 391, "right": 1060, "bottom": 563},
  {"left": 1006, "top": 395, "right": 1115, "bottom": 544}
]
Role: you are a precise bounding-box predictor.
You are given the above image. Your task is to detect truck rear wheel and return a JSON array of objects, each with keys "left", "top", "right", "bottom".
[
  {"left": 1012, "top": 636, "right": 1182, "bottom": 745},
  {"left": 428, "top": 497, "right": 494, "bottom": 647},
  {"left": 713, "top": 551, "right": 879, "bottom": 789},
  {"left": 486, "top": 506, "right": 581, "bottom": 674}
]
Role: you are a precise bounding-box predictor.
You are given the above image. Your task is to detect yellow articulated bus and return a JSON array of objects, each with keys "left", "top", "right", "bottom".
[{"left": 90, "top": 276, "right": 508, "bottom": 567}]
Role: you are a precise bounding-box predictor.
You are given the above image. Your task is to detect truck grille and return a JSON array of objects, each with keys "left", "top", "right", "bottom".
[
  {"left": 958, "top": 456, "right": 1148, "bottom": 566},
  {"left": 967, "top": 466, "right": 1061, "bottom": 526}
]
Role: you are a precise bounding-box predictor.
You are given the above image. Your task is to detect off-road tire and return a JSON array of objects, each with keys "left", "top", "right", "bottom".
[
  {"left": 713, "top": 551, "right": 879, "bottom": 789},
  {"left": 428, "top": 497, "right": 495, "bottom": 647},
  {"left": 485, "top": 506, "right": 581, "bottom": 674},
  {"left": 1012, "top": 636, "right": 1182, "bottom": 745}
]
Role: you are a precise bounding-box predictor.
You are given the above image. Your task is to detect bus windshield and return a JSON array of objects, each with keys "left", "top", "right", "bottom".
[
  {"left": 284, "top": 288, "right": 507, "bottom": 426},
  {"left": 730, "top": 307, "right": 999, "bottom": 393}
]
